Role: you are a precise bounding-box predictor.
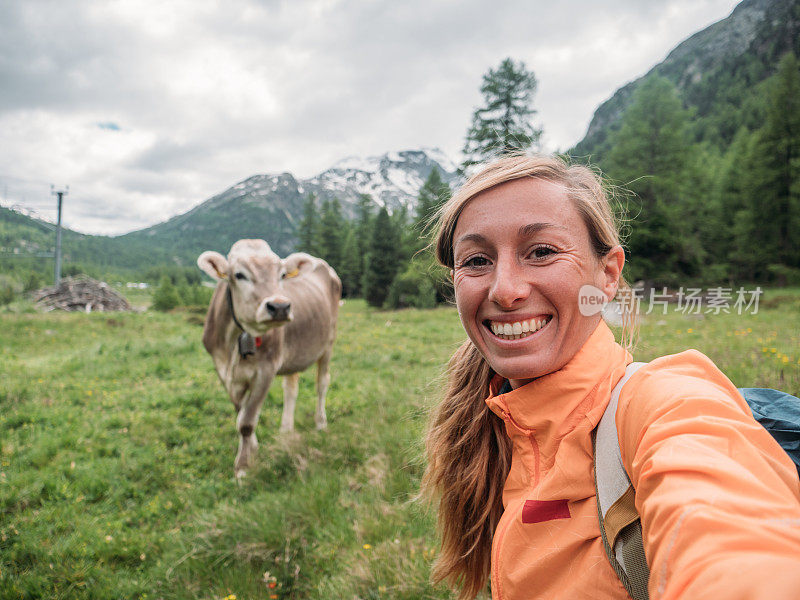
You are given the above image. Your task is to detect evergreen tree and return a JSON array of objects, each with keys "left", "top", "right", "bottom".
[
  {"left": 317, "top": 198, "right": 346, "bottom": 269},
  {"left": 347, "top": 194, "right": 375, "bottom": 296},
  {"left": 362, "top": 207, "right": 401, "bottom": 307},
  {"left": 392, "top": 203, "right": 417, "bottom": 262},
  {"left": 462, "top": 57, "right": 543, "bottom": 171},
  {"left": 414, "top": 167, "right": 451, "bottom": 234},
  {"left": 297, "top": 193, "right": 320, "bottom": 255},
  {"left": 709, "top": 128, "right": 754, "bottom": 280},
  {"left": 354, "top": 194, "right": 374, "bottom": 254},
  {"left": 605, "top": 76, "right": 701, "bottom": 285},
  {"left": 742, "top": 52, "right": 800, "bottom": 282},
  {"left": 338, "top": 227, "right": 362, "bottom": 298}
]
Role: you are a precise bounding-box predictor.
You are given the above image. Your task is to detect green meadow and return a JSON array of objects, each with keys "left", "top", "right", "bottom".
[{"left": 1, "top": 291, "right": 798, "bottom": 600}]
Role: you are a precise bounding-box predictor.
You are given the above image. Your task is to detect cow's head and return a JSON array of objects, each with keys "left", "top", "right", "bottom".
[{"left": 198, "top": 240, "right": 311, "bottom": 335}]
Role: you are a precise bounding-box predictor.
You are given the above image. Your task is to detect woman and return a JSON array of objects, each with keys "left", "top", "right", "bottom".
[{"left": 422, "top": 154, "right": 800, "bottom": 600}]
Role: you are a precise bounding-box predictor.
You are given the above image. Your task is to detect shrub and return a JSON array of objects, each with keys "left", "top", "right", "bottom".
[
  {"left": 0, "top": 274, "right": 22, "bottom": 305},
  {"left": 385, "top": 266, "right": 436, "bottom": 309},
  {"left": 23, "top": 272, "right": 42, "bottom": 293},
  {"left": 178, "top": 284, "right": 214, "bottom": 307},
  {"left": 152, "top": 276, "right": 181, "bottom": 311}
]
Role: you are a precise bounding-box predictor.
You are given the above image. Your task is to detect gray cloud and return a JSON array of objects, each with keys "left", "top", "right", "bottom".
[{"left": 0, "top": 0, "right": 740, "bottom": 234}]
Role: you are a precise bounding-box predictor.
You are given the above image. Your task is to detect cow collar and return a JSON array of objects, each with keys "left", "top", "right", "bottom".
[{"left": 226, "top": 284, "right": 262, "bottom": 358}]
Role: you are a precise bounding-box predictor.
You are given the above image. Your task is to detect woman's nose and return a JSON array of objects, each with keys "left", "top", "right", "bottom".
[{"left": 488, "top": 256, "right": 529, "bottom": 308}]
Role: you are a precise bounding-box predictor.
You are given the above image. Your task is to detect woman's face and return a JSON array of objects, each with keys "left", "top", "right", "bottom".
[{"left": 452, "top": 177, "right": 622, "bottom": 388}]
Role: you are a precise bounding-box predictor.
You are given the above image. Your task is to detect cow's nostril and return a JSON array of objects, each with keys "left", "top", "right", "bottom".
[{"left": 266, "top": 301, "right": 291, "bottom": 317}]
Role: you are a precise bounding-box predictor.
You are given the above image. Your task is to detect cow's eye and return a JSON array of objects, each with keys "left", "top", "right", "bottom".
[{"left": 234, "top": 272, "right": 248, "bottom": 281}]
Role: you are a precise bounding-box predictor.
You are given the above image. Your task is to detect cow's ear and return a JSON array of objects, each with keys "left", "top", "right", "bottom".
[
  {"left": 197, "top": 251, "right": 229, "bottom": 281},
  {"left": 282, "top": 253, "right": 314, "bottom": 279}
]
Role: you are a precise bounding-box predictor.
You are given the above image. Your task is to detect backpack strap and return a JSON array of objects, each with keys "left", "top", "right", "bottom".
[{"left": 593, "top": 361, "right": 650, "bottom": 600}]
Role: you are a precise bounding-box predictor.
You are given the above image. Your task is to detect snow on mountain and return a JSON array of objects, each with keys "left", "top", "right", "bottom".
[
  {"left": 308, "top": 148, "right": 458, "bottom": 213},
  {"left": 122, "top": 148, "right": 459, "bottom": 257}
]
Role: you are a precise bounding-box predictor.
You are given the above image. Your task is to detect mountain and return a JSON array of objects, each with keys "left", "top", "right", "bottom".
[
  {"left": 1, "top": 148, "right": 458, "bottom": 280},
  {"left": 0, "top": 203, "right": 183, "bottom": 281},
  {"left": 117, "top": 148, "right": 459, "bottom": 263},
  {"left": 572, "top": 0, "right": 800, "bottom": 158}
]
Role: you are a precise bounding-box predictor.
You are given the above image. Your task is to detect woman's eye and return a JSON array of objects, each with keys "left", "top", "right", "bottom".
[
  {"left": 462, "top": 256, "right": 490, "bottom": 268},
  {"left": 530, "top": 246, "right": 557, "bottom": 260},
  {"left": 234, "top": 272, "right": 248, "bottom": 281}
]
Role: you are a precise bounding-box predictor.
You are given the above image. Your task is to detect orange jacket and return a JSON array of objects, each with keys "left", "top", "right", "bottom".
[{"left": 485, "top": 321, "right": 800, "bottom": 600}]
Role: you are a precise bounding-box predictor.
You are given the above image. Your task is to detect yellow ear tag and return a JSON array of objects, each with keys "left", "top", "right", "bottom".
[{"left": 286, "top": 268, "right": 299, "bottom": 279}]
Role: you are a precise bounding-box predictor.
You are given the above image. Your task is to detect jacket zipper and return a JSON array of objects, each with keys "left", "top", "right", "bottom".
[{"left": 492, "top": 415, "right": 541, "bottom": 599}]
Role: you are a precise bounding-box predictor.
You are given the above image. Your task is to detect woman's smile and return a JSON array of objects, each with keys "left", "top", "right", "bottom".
[{"left": 484, "top": 314, "right": 552, "bottom": 340}]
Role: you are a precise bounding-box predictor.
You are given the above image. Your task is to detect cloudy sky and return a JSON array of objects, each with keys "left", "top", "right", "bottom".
[{"left": 0, "top": 0, "right": 741, "bottom": 235}]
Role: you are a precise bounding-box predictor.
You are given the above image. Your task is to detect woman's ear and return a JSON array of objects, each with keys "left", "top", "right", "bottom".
[{"left": 600, "top": 245, "right": 625, "bottom": 300}]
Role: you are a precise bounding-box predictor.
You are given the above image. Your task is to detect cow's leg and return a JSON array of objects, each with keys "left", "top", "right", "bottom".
[
  {"left": 228, "top": 381, "right": 248, "bottom": 413},
  {"left": 314, "top": 351, "right": 331, "bottom": 430},
  {"left": 234, "top": 372, "right": 273, "bottom": 478},
  {"left": 280, "top": 373, "right": 299, "bottom": 433}
]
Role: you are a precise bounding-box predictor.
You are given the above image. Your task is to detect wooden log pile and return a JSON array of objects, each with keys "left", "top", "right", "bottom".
[{"left": 34, "top": 276, "right": 132, "bottom": 312}]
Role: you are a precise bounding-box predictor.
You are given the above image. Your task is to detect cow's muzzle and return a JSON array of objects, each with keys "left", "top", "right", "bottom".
[{"left": 265, "top": 299, "right": 292, "bottom": 322}]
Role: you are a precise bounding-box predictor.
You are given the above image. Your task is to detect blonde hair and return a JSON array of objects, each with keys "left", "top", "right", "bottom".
[{"left": 422, "top": 153, "right": 634, "bottom": 599}]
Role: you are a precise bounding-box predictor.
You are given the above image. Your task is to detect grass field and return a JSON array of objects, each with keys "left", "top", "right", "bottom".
[{"left": 1, "top": 290, "right": 799, "bottom": 600}]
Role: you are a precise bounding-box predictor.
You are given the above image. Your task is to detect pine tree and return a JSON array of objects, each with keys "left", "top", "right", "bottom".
[
  {"left": 605, "top": 76, "right": 700, "bottom": 285},
  {"left": 317, "top": 198, "right": 346, "bottom": 269},
  {"left": 350, "top": 194, "right": 375, "bottom": 294},
  {"left": 742, "top": 51, "right": 800, "bottom": 282},
  {"left": 462, "top": 57, "right": 543, "bottom": 171},
  {"left": 338, "top": 227, "right": 362, "bottom": 298},
  {"left": 297, "top": 193, "right": 320, "bottom": 255},
  {"left": 709, "top": 128, "right": 754, "bottom": 280},
  {"left": 354, "top": 194, "right": 374, "bottom": 253},
  {"left": 414, "top": 167, "right": 451, "bottom": 233},
  {"left": 362, "top": 207, "right": 401, "bottom": 307},
  {"left": 392, "top": 203, "right": 417, "bottom": 262}
]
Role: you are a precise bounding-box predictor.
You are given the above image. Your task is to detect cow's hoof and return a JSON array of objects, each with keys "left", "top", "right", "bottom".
[
  {"left": 235, "top": 469, "right": 247, "bottom": 482},
  {"left": 279, "top": 425, "right": 294, "bottom": 434},
  {"left": 315, "top": 420, "right": 328, "bottom": 431}
]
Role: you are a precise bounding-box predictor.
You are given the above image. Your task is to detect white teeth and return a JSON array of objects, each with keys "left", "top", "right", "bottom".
[{"left": 489, "top": 317, "right": 550, "bottom": 339}]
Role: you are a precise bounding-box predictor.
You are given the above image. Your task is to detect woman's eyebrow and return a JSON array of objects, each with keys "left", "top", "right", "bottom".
[
  {"left": 519, "top": 222, "right": 568, "bottom": 236},
  {"left": 455, "top": 232, "right": 488, "bottom": 246}
]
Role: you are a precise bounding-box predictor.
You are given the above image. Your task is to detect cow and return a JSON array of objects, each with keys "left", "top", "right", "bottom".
[{"left": 197, "top": 239, "right": 341, "bottom": 478}]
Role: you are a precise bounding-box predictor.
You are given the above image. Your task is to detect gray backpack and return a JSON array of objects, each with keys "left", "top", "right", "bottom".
[{"left": 594, "top": 362, "right": 800, "bottom": 600}]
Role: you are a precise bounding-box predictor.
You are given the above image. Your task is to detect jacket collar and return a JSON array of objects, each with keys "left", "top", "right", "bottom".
[{"left": 485, "top": 321, "right": 631, "bottom": 438}]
